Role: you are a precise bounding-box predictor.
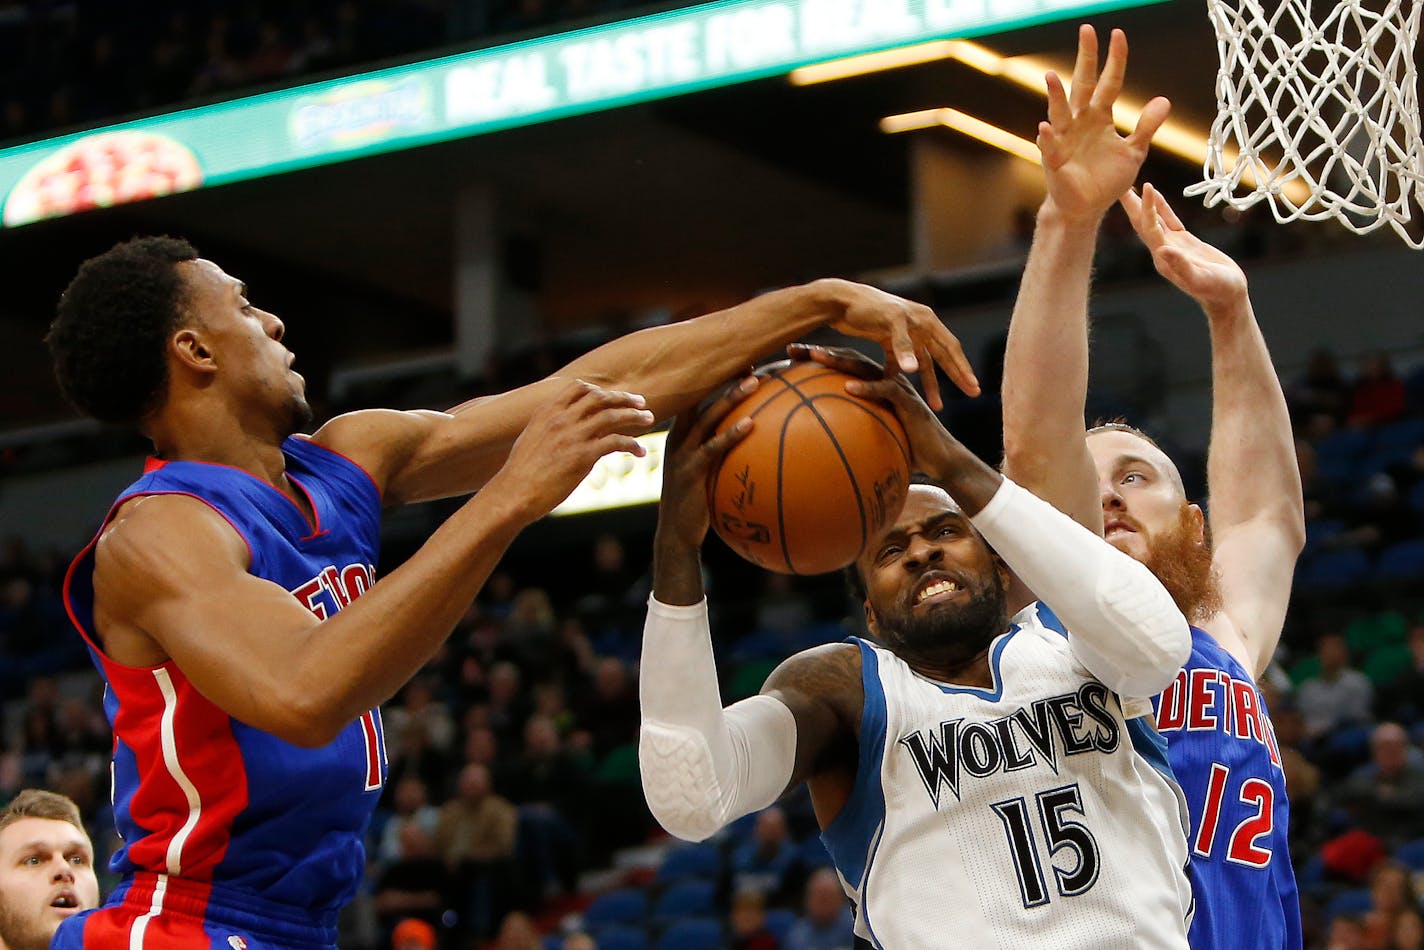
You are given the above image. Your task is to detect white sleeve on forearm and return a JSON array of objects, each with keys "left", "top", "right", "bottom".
[
  {"left": 638, "top": 597, "right": 797, "bottom": 842},
  {"left": 970, "top": 478, "right": 1191, "bottom": 699}
]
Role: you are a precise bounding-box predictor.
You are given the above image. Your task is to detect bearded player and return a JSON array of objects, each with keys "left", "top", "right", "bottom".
[
  {"left": 48, "top": 236, "right": 973, "bottom": 949},
  {"left": 998, "top": 26, "right": 1304, "bottom": 949}
]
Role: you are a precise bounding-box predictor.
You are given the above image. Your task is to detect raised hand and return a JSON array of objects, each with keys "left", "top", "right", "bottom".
[
  {"left": 1038, "top": 26, "right": 1170, "bottom": 224},
  {"left": 486, "top": 379, "right": 655, "bottom": 522},
  {"left": 657, "top": 376, "right": 761, "bottom": 550},
  {"left": 815, "top": 278, "right": 979, "bottom": 411},
  {"left": 1121, "top": 183, "right": 1249, "bottom": 314}
]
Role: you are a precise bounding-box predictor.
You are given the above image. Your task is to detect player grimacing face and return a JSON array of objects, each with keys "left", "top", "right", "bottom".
[
  {"left": 856, "top": 486, "right": 1010, "bottom": 667},
  {"left": 176, "top": 258, "right": 313, "bottom": 435},
  {"left": 0, "top": 817, "right": 99, "bottom": 950},
  {"left": 1087, "top": 429, "right": 1220, "bottom": 623}
]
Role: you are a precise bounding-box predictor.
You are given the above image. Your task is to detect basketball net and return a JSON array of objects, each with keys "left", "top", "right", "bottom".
[{"left": 1185, "top": 0, "right": 1424, "bottom": 248}]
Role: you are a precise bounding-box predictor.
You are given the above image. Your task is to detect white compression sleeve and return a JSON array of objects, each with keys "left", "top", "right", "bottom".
[
  {"left": 638, "top": 597, "right": 797, "bottom": 842},
  {"left": 970, "top": 478, "right": 1191, "bottom": 699}
]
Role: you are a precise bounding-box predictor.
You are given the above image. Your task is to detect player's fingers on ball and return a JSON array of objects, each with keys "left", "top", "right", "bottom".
[
  {"left": 684, "top": 376, "right": 756, "bottom": 445},
  {"left": 702, "top": 417, "right": 754, "bottom": 459}
]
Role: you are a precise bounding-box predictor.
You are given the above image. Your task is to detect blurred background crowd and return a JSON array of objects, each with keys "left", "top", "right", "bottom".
[{"left": 3, "top": 1, "right": 1424, "bottom": 949}]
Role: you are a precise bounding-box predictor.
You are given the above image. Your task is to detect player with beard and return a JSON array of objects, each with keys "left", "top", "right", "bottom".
[
  {"left": 996, "top": 25, "right": 1305, "bottom": 950},
  {"left": 0, "top": 791, "right": 100, "bottom": 950},
  {"left": 639, "top": 372, "right": 1196, "bottom": 948},
  {"left": 47, "top": 237, "right": 974, "bottom": 949}
]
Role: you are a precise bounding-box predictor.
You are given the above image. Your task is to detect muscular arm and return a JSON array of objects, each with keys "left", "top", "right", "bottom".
[
  {"left": 318, "top": 278, "right": 974, "bottom": 507},
  {"left": 638, "top": 530, "right": 860, "bottom": 842},
  {"left": 94, "top": 488, "right": 529, "bottom": 748},
  {"left": 1201, "top": 287, "right": 1305, "bottom": 674},
  {"left": 1121, "top": 186, "right": 1305, "bottom": 676},
  {"left": 93, "top": 381, "right": 650, "bottom": 747}
]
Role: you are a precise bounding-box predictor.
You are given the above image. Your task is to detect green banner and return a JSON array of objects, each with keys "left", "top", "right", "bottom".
[{"left": 0, "top": 0, "right": 1162, "bottom": 227}]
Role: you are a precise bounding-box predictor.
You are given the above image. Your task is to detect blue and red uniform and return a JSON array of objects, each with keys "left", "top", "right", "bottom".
[
  {"left": 57, "top": 436, "right": 388, "bottom": 950},
  {"left": 1154, "top": 626, "right": 1302, "bottom": 949}
]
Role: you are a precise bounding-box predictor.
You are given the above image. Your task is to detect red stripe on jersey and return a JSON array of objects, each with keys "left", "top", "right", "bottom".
[
  {"left": 108, "top": 662, "right": 249, "bottom": 880},
  {"left": 81, "top": 874, "right": 218, "bottom": 949}
]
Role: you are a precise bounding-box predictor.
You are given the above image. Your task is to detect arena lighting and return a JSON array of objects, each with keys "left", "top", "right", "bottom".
[
  {"left": 881, "top": 108, "right": 1042, "bottom": 165},
  {"left": 551, "top": 430, "right": 668, "bottom": 516},
  {"left": 805, "top": 37, "right": 1312, "bottom": 203},
  {"left": 0, "top": 0, "right": 1162, "bottom": 227}
]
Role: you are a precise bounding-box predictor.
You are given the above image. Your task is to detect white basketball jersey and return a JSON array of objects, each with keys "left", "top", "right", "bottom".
[{"left": 821, "top": 603, "right": 1193, "bottom": 949}]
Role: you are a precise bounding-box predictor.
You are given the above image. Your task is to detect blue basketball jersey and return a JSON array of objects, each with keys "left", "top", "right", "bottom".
[
  {"left": 1152, "top": 627, "right": 1302, "bottom": 949},
  {"left": 59, "top": 436, "right": 388, "bottom": 950}
]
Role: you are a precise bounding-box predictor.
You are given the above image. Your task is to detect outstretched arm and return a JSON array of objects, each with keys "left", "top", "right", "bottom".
[
  {"left": 93, "top": 381, "right": 652, "bottom": 747},
  {"left": 320, "top": 279, "right": 978, "bottom": 507},
  {"left": 1120, "top": 185, "right": 1304, "bottom": 675},
  {"left": 1001, "top": 26, "right": 1169, "bottom": 540},
  {"left": 638, "top": 380, "right": 860, "bottom": 841},
  {"left": 850, "top": 376, "right": 1191, "bottom": 699}
]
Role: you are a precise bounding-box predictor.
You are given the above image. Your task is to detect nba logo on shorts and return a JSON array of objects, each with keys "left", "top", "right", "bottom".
[{"left": 227, "top": 937, "right": 248, "bottom": 950}]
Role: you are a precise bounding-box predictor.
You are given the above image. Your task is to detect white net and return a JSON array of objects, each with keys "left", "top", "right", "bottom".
[{"left": 1185, "top": 0, "right": 1424, "bottom": 247}]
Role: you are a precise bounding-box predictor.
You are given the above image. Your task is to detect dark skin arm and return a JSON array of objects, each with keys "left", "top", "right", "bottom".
[
  {"left": 653, "top": 378, "right": 863, "bottom": 818},
  {"left": 94, "top": 380, "right": 653, "bottom": 747}
]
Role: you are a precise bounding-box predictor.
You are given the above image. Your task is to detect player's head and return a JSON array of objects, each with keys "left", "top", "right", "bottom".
[
  {"left": 1086, "top": 423, "right": 1220, "bottom": 624},
  {"left": 0, "top": 790, "right": 99, "bottom": 950},
  {"left": 849, "top": 484, "right": 1010, "bottom": 667},
  {"left": 49, "top": 236, "right": 310, "bottom": 438}
]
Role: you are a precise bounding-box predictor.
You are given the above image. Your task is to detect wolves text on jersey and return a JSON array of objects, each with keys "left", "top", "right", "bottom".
[
  {"left": 290, "top": 562, "right": 375, "bottom": 619},
  {"left": 898, "top": 682, "right": 1121, "bottom": 808},
  {"left": 1154, "top": 668, "right": 1282, "bottom": 769}
]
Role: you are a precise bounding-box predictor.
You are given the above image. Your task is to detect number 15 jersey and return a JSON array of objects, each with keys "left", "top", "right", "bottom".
[{"left": 821, "top": 603, "right": 1193, "bottom": 949}]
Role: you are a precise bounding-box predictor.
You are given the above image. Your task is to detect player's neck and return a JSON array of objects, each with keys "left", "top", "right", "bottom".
[
  {"left": 148, "top": 400, "right": 290, "bottom": 487},
  {"left": 897, "top": 645, "right": 996, "bottom": 689}
]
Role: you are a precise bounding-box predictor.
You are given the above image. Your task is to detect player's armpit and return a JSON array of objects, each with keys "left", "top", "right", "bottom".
[
  {"left": 92, "top": 494, "right": 332, "bottom": 744},
  {"left": 761, "top": 643, "right": 864, "bottom": 791}
]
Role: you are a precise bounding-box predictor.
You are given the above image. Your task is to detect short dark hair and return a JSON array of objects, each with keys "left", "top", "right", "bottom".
[
  {"left": 47, "top": 236, "right": 199, "bottom": 425},
  {"left": 0, "top": 789, "right": 85, "bottom": 836}
]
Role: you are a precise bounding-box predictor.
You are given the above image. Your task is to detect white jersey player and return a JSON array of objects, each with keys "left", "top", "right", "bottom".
[{"left": 639, "top": 368, "right": 1194, "bottom": 949}]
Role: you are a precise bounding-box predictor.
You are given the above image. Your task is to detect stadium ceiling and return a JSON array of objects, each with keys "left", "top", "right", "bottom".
[{"left": 1, "top": 0, "right": 1233, "bottom": 428}]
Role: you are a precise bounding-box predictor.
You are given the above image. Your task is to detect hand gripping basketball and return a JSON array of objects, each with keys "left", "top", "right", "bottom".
[{"left": 658, "top": 375, "right": 762, "bottom": 550}]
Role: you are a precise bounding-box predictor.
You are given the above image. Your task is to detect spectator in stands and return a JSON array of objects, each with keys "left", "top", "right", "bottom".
[
  {"left": 1349, "top": 354, "right": 1407, "bottom": 429},
  {"left": 1329, "top": 915, "right": 1369, "bottom": 950},
  {"left": 732, "top": 807, "right": 797, "bottom": 900},
  {"left": 1298, "top": 633, "right": 1375, "bottom": 740},
  {"left": 437, "top": 763, "right": 517, "bottom": 939},
  {"left": 578, "top": 658, "right": 640, "bottom": 759},
  {"left": 493, "top": 910, "right": 541, "bottom": 950},
  {"left": 729, "top": 887, "right": 780, "bottom": 950},
  {"left": 570, "top": 533, "right": 642, "bottom": 627},
  {"left": 1378, "top": 623, "right": 1424, "bottom": 726},
  {"left": 1398, "top": 912, "right": 1424, "bottom": 950},
  {"left": 784, "top": 868, "right": 855, "bottom": 950},
  {"left": 0, "top": 789, "right": 100, "bottom": 950},
  {"left": 390, "top": 917, "right": 437, "bottom": 950},
  {"left": 1364, "top": 861, "right": 1422, "bottom": 949},
  {"left": 505, "top": 715, "right": 587, "bottom": 896},
  {"left": 1337, "top": 723, "right": 1424, "bottom": 846},
  {"left": 486, "top": 661, "right": 532, "bottom": 751},
  {"left": 378, "top": 777, "right": 441, "bottom": 865},
  {"left": 371, "top": 824, "right": 448, "bottom": 937},
  {"left": 1290, "top": 348, "right": 1351, "bottom": 431},
  {"left": 561, "top": 933, "right": 596, "bottom": 950},
  {"left": 386, "top": 676, "right": 456, "bottom": 758},
  {"left": 1271, "top": 703, "right": 1322, "bottom": 844}
]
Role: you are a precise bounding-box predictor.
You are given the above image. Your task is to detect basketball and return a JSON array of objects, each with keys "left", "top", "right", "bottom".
[{"left": 706, "top": 360, "right": 912, "bottom": 575}]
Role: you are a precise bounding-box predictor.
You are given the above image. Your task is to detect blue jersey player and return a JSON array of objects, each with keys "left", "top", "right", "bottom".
[
  {"left": 994, "top": 25, "right": 1306, "bottom": 950},
  {"left": 45, "top": 238, "right": 976, "bottom": 949}
]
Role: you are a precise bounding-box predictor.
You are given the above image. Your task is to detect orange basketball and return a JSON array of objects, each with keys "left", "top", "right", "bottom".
[{"left": 707, "top": 360, "right": 911, "bottom": 575}]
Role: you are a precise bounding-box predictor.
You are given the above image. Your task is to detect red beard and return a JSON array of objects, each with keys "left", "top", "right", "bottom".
[{"left": 1141, "top": 504, "right": 1222, "bottom": 626}]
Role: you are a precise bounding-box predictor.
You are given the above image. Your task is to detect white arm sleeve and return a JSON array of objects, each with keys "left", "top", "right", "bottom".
[
  {"left": 638, "top": 597, "right": 797, "bottom": 842},
  {"left": 971, "top": 478, "right": 1191, "bottom": 699}
]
